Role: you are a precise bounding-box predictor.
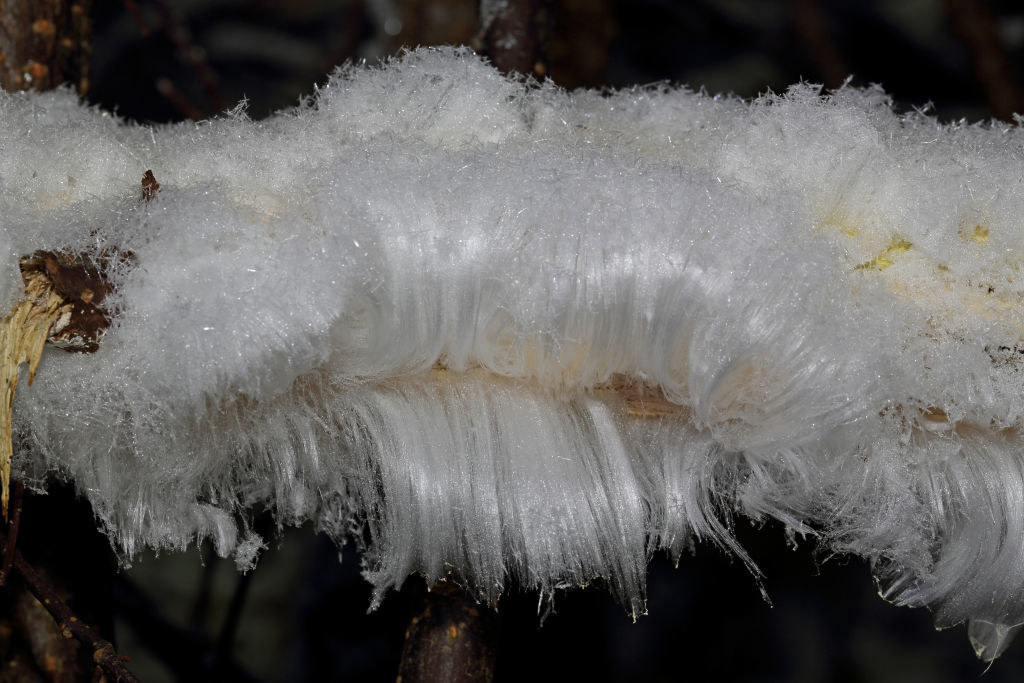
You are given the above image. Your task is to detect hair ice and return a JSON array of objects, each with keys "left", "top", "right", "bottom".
[{"left": 3, "top": 46, "right": 1024, "bottom": 659}]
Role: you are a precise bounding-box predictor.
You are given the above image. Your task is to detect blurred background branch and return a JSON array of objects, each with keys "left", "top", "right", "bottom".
[{"left": 84, "top": 0, "right": 1024, "bottom": 123}]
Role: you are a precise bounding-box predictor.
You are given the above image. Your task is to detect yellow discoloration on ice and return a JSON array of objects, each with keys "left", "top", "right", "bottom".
[
  {"left": 959, "top": 223, "right": 989, "bottom": 245},
  {"left": 854, "top": 237, "right": 913, "bottom": 271}
]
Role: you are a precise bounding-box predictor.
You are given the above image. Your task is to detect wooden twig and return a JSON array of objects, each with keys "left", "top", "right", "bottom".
[
  {"left": 152, "top": 0, "right": 228, "bottom": 113},
  {"left": 322, "top": 0, "right": 368, "bottom": 75},
  {"left": 788, "top": 0, "right": 849, "bottom": 90},
  {"left": 945, "top": 0, "right": 1024, "bottom": 121},
  {"left": 213, "top": 511, "right": 270, "bottom": 669},
  {"left": 477, "top": 0, "right": 554, "bottom": 79},
  {"left": 213, "top": 568, "right": 254, "bottom": 668},
  {"left": 0, "top": 0, "right": 92, "bottom": 94},
  {"left": 156, "top": 76, "right": 205, "bottom": 122},
  {"left": 0, "top": 481, "right": 25, "bottom": 586},
  {"left": 120, "top": 1, "right": 221, "bottom": 118},
  {"left": 15, "top": 586, "right": 80, "bottom": 682},
  {"left": 0, "top": 527, "right": 138, "bottom": 682},
  {"left": 397, "top": 580, "right": 497, "bottom": 683},
  {"left": 189, "top": 540, "right": 217, "bottom": 630},
  {"left": 121, "top": 0, "right": 150, "bottom": 36},
  {"left": 113, "top": 573, "right": 262, "bottom": 682}
]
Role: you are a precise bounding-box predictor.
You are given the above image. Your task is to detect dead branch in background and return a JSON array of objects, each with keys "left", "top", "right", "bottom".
[
  {"left": 121, "top": 0, "right": 227, "bottom": 119},
  {"left": 788, "top": 0, "right": 849, "bottom": 90},
  {"left": 151, "top": 0, "right": 227, "bottom": 113},
  {"left": 156, "top": 75, "right": 205, "bottom": 121},
  {"left": 113, "top": 573, "right": 262, "bottom": 682},
  {"left": 946, "top": 0, "right": 1024, "bottom": 121},
  {"left": 0, "top": 481, "right": 23, "bottom": 586},
  {"left": 0, "top": 526, "right": 138, "bottom": 682},
  {"left": 477, "top": 0, "right": 554, "bottom": 78},
  {"left": 397, "top": 580, "right": 497, "bottom": 683}
]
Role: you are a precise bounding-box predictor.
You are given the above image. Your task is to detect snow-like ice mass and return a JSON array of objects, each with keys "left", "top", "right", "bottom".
[{"left": 3, "top": 46, "right": 1024, "bottom": 659}]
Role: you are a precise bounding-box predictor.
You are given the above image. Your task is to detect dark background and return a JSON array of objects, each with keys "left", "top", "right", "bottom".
[{"left": 81, "top": 1, "right": 1024, "bottom": 680}]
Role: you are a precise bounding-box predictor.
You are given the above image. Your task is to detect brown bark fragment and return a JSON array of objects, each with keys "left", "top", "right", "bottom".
[
  {"left": 19, "top": 252, "right": 112, "bottom": 354},
  {"left": 141, "top": 170, "right": 160, "bottom": 202},
  {"left": 0, "top": 170, "right": 150, "bottom": 516}
]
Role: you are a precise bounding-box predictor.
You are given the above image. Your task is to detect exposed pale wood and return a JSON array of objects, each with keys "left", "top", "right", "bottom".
[{"left": 0, "top": 268, "right": 67, "bottom": 518}]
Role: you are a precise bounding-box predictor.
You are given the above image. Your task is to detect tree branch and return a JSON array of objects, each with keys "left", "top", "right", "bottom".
[
  {"left": 397, "top": 580, "right": 497, "bottom": 683},
  {"left": 113, "top": 573, "right": 262, "bottom": 682},
  {"left": 0, "top": 481, "right": 24, "bottom": 586},
  {"left": 477, "top": 0, "right": 554, "bottom": 78},
  {"left": 0, "top": 526, "right": 138, "bottom": 682},
  {"left": 946, "top": 0, "right": 1024, "bottom": 121},
  {"left": 0, "top": 0, "right": 92, "bottom": 94}
]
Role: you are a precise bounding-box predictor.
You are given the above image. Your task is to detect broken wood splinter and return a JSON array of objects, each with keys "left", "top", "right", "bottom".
[{"left": 0, "top": 170, "right": 157, "bottom": 517}]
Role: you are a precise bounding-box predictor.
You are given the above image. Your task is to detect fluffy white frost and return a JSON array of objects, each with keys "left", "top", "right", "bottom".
[{"left": 3, "top": 46, "right": 1024, "bottom": 659}]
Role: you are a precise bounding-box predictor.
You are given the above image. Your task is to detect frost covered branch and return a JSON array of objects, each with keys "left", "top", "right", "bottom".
[{"left": 4, "top": 46, "right": 1024, "bottom": 661}]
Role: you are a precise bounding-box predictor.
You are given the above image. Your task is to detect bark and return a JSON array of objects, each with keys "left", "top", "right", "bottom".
[
  {"left": 397, "top": 581, "right": 496, "bottom": 683},
  {"left": 0, "top": 5, "right": 105, "bottom": 679},
  {"left": 788, "top": 0, "right": 848, "bottom": 90},
  {"left": 0, "top": 0, "right": 91, "bottom": 94},
  {"left": 479, "top": 0, "right": 553, "bottom": 79},
  {"left": 945, "top": 0, "right": 1024, "bottom": 121}
]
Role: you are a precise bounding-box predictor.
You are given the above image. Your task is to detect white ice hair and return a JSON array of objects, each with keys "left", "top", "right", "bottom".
[{"left": 4, "top": 46, "right": 1024, "bottom": 658}]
